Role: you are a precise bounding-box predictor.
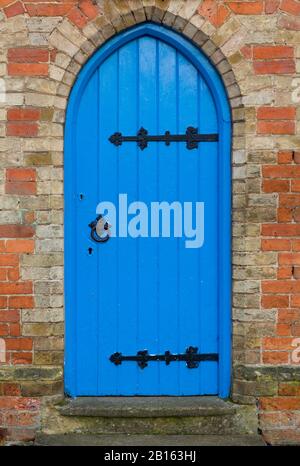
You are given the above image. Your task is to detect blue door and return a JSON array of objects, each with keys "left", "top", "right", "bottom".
[{"left": 65, "top": 24, "right": 231, "bottom": 397}]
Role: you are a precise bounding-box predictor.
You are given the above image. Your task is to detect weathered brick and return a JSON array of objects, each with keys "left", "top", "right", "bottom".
[
  {"left": 8, "top": 64, "right": 49, "bottom": 77},
  {"left": 6, "top": 168, "right": 36, "bottom": 182},
  {"left": 278, "top": 381, "right": 300, "bottom": 396},
  {"left": 7, "top": 109, "right": 41, "bottom": 122},
  {"left": 254, "top": 60, "right": 296, "bottom": 75},
  {"left": 79, "top": 0, "right": 99, "bottom": 20},
  {"left": 8, "top": 48, "right": 49, "bottom": 63},
  {"left": 11, "top": 352, "right": 33, "bottom": 364},
  {"left": 263, "top": 179, "right": 290, "bottom": 193},
  {"left": 0, "top": 311, "right": 19, "bottom": 323},
  {"left": 253, "top": 46, "right": 294, "bottom": 60},
  {"left": 257, "top": 121, "right": 295, "bottom": 135},
  {"left": 265, "top": 0, "right": 280, "bottom": 14},
  {"left": 260, "top": 397, "right": 300, "bottom": 411},
  {"left": 57, "top": 19, "right": 86, "bottom": 48},
  {"left": 5, "top": 240, "right": 35, "bottom": 253},
  {"left": 8, "top": 296, "right": 34, "bottom": 309},
  {"left": 49, "top": 30, "right": 78, "bottom": 57},
  {"left": 278, "top": 14, "right": 300, "bottom": 31},
  {"left": 262, "top": 294, "right": 290, "bottom": 309},
  {"left": 280, "top": 0, "right": 300, "bottom": 15},
  {"left": 68, "top": 7, "right": 88, "bottom": 29},
  {"left": 279, "top": 253, "right": 300, "bottom": 266},
  {"left": 262, "top": 352, "right": 289, "bottom": 364},
  {"left": 0, "top": 225, "right": 34, "bottom": 238},
  {"left": 278, "top": 150, "right": 294, "bottom": 164},
  {"left": 261, "top": 239, "right": 291, "bottom": 251},
  {"left": 227, "top": 1, "right": 264, "bottom": 15},
  {"left": 257, "top": 107, "right": 296, "bottom": 120},
  {"left": 4, "top": 1, "right": 25, "bottom": 18},
  {"left": 0, "top": 282, "right": 33, "bottom": 295},
  {"left": 25, "top": 3, "right": 73, "bottom": 17},
  {"left": 198, "top": 1, "right": 230, "bottom": 28},
  {"left": 263, "top": 165, "right": 300, "bottom": 178},
  {"left": 5, "top": 338, "right": 33, "bottom": 351}
]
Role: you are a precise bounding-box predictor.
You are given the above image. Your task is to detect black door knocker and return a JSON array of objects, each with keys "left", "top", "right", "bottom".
[{"left": 89, "top": 214, "right": 110, "bottom": 243}]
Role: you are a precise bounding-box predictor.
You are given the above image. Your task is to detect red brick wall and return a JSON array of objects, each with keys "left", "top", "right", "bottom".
[
  {"left": 260, "top": 149, "right": 300, "bottom": 444},
  {"left": 0, "top": 0, "right": 299, "bottom": 445}
]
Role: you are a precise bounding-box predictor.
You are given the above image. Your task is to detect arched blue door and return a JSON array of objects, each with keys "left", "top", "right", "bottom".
[{"left": 65, "top": 24, "right": 231, "bottom": 397}]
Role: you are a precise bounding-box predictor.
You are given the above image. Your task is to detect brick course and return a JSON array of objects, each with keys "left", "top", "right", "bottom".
[{"left": 0, "top": 0, "right": 299, "bottom": 446}]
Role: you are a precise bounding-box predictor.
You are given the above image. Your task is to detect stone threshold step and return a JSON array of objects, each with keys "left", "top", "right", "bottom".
[
  {"left": 59, "top": 396, "right": 236, "bottom": 418},
  {"left": 35, "top": 433, "right": 266, "bottom": 446}
]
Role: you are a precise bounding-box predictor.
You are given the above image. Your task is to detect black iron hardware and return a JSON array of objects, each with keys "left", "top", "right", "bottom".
[
  {"left": 109, "top": 126, "right": 218, "bottom": 151},
  {"left": 88, "top": 214, "right": 110, "bottom": 243},
  {"left": 109, "top": 346, "right": 218, "bottom": 369}
]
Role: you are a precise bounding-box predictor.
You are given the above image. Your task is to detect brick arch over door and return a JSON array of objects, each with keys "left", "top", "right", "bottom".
[{"left": 46, "top": 6, "right": 245, "bottom": 396}]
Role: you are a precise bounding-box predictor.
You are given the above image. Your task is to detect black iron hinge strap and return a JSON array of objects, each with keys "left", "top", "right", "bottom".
[
  {"left": 109, "top": 126, "right": 219, "bottom": 151},
  {"left": 109, "top": 346, "right": 218, "bottom": 369}
]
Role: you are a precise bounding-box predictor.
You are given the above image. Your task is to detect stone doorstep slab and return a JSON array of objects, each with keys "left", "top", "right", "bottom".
[
  {"left": 58, "top": 396, "right": 237, "bottom": 418},
  {"left": 35, "top": 433, "right": 266, "bottom": 446}
]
